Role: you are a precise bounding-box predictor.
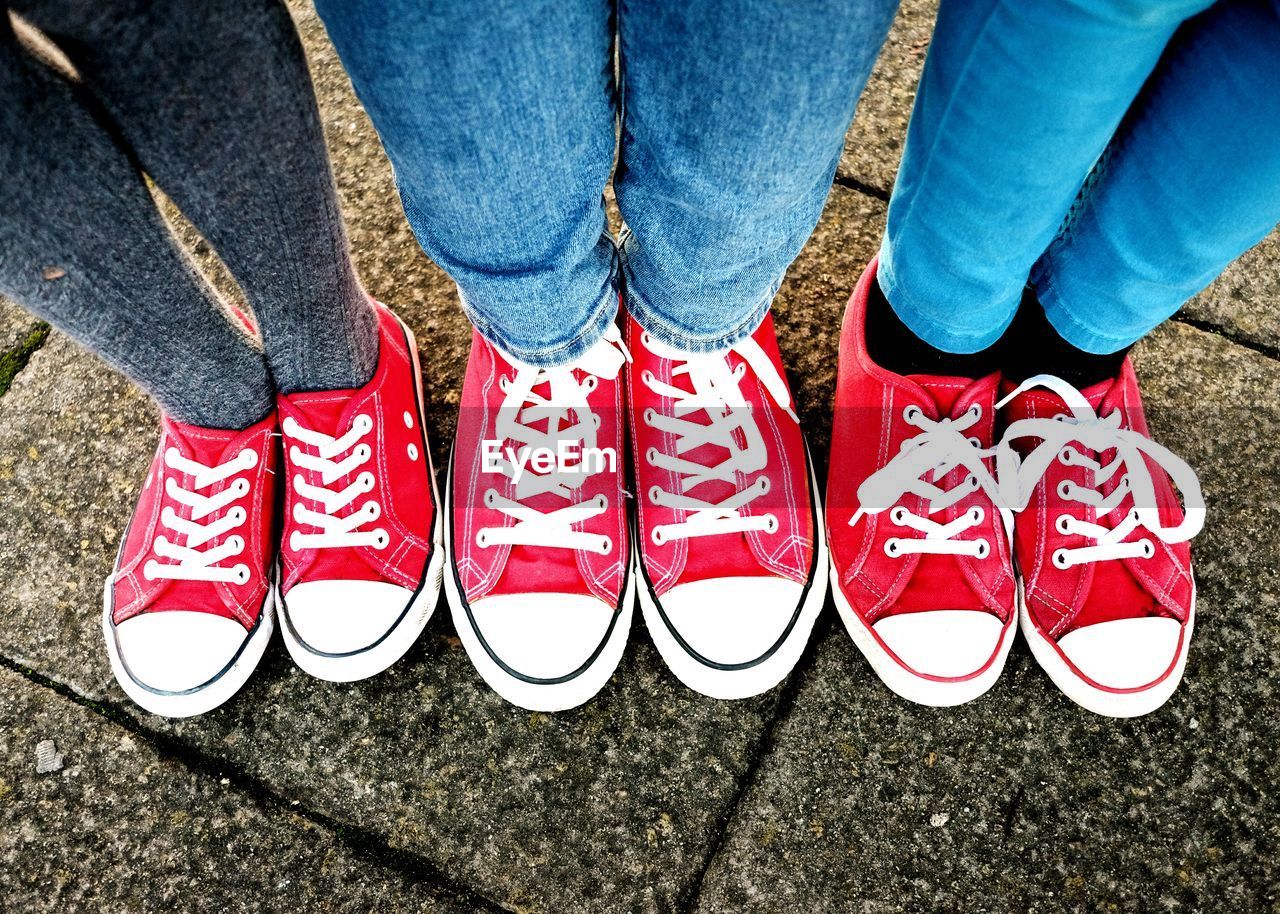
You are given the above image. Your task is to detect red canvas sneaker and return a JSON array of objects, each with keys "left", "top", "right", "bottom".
[
  {"left": 276, "top": 301, "right": 443, "bottom": 682},
  {"left": 627, "top": 311, "right": 826, "bottom": 700},
  {"left": 826, "top": 261, "right": 1017, "bottom": 706},
  {"left": 997, "top": 367, "right": 1204, "bottom": 717},
  {"left": 102, "top": 413, "right": 278, "bottom": 717},
  {"left": 445, "top": 319, "right": 633, "bottom": 712}
]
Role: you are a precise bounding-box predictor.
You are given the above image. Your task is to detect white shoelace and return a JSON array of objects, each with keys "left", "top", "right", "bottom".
[
  {"left": 640, "top": 330, "right": 799, "bottom": 545},
  {"left": 849, "top": 402, "right": 1007, "bottom": 559},
  {"left": 476, "top": 324, "right": 630, "bottom": 556},
  {"left": 285, "top": 413, "right": 389, "bottom": 551},
  {"left": 144, "top": 446, "right": 258, "bottom": 584},
  {"left": 995, "top": 374, "right": 1205, "bottom": 570}
]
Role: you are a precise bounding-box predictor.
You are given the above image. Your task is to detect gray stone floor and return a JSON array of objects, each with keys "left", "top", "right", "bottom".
[{"left": 1, "top": 2, "right": 1277, "bottom": 912}]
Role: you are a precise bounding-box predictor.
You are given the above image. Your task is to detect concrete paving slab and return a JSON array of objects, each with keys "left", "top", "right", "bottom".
[
  {"left": 1179, "top": 229, "right": 1280, "bottom": 353},
  {"left": 837, "top": 0, "right": 936, "bottom": 196},
  {"left": 0, "top": 667, "right": 483, "bottom": 913},
  {"left": 1, "top": 298, "right": 41, "bottom": 355},
  {"left": 692, "top": 320, "right": 1280, "bottom": 913}
]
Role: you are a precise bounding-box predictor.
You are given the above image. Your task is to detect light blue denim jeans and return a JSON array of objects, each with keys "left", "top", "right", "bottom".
[
  {"left": 315, "top": 0, "right": 898, "bottom": 366},
  {"left": 880, "top": 0, "right": 1280, "bottom": 355}
]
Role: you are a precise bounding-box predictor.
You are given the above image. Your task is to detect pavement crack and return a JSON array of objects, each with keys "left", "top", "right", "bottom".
[
  {"left": 1002, "top": 783, "right": 1027, "bottom": 837},
  {"left": 1171, "top": 314, "right": 1280, "bottom": 362},
  {"left": 0, "top": 653, "right": 515, "bottom": 914},
  {"left": 0, "top": 322, "right": 50, "bottom": 399},
  {"left": 674, "top": 616, "right": 834, "bottom": 914}
]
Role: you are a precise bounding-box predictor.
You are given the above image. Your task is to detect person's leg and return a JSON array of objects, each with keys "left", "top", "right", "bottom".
[
  {"left": 301, "top": 0, "right": 624, "bottom": 701},
  {"left": 615, "top": 0, "right": 898, "bottom": 351},
  {"left": 1029, "top": 0, "right": 1280, "bottom": 355},
  {"left": 12, "top": 0, "right": 378, "bottom": 394},
  {"left": 618, "top": 0, "right": 897, "bottom": 699},
  {"left": 0, "top": 23, "right": 273, "bottom": 431},
  {"left": 314, "top": 0, "right": 618, "bottom": 367},
  {"left": 878, "top": 0, "right": 1216, "bottom": 357}
]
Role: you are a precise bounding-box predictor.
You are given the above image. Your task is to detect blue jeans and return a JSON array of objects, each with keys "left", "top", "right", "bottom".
[
  {"left": 880, "top": 0, "right": 1280, "bottom": 355},
  {"left": 315, "top": 0, "right": 897, "bottom": 366}
]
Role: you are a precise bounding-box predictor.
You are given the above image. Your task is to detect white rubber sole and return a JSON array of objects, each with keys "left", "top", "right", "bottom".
[
  {"left": 829, "top": 563, "right": 1015, "bottom": 707},
  {"left": 277, "top": 312, "right": 445, "bottom": 683},
  {"left": 101, "top": 580, "right": 276, "bottom": 718},
  {"left": 443, "top": 467, "right": 636, "bottom": 713},
  {"left": 278, "top": 519, "right": 444, "bottom": 683},
  {"left": 1018, "top": 578, "right": 1195, "bottom": 718},
  {"left": 637, "top": 462, "right": 829, "bottom": 701}
]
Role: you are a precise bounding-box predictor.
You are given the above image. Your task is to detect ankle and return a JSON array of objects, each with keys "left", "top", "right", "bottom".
[
  {"left": 865, "top": 277, "right": 1001, "bottom": 379},
  {"left": 1001, "top": 287, "right": 1129, "bottom": 389}
]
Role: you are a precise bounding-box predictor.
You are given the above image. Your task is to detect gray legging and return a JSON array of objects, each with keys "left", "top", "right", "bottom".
[{"left": 0, "top": 0, "right": 378, "bottom": 430}]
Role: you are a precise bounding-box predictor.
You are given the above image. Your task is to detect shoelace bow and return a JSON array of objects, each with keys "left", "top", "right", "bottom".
[
  {"left": 145, "top": 445, "right": 257, "bottom": 584},
  {"left": 284, "top": 413, "right": 389, "bottom": 551},
  {"left": 850, "top": 401, "right": 1007, "bottom": 559},
  {"left": 995, "top": 374, "right": 1205, "bottom": 570},
  {"left": 641, "top": 330, "right": 799, "bottom": 545},
  {"left": 476, "top": 323, "right": 630, "bottom": 556}
]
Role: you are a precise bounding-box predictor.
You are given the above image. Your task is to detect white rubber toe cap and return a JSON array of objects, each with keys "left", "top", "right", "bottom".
[
  {"left": 284, "top": 580, "right": 412, "bottom": 654},
  {"left": 657, "top": 576, "right": 804, "bottom": 667},
  {"left": 1056, "top": 616, "right": 1184, "bottom": 690},
  {"left": 113, "top": 610, "right": 251, "bottom": 693},
  {"left": 872, "top": 610, "right": 1006, "bottom": 679},
  {"left": 468, "top": 593, "right": 615, "bottom": 681}
]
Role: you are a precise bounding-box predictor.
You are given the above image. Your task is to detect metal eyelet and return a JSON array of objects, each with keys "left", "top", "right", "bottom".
[
  {"left": 648, "top": 486, "right": 663, "bottom": 505},
  {"left": 890, "top": 506, "right": 908, "bottom": 525},
  {"left": 902, "top": 405, "right": 922, "bottom": 423},
  {"left": 403, "top": 411, "right": 414, "bottom": 428},
  {"left": 975, "top": 540, "right": 990, "bottom": 559},
  {"left": 407, "top": 444, "right": 419, "bottom": 461},
  {"left": 1052, "top": 549, "right": 1070, "bottom": 569},
  {"left": 651, "top": 527, "right": 667, "bottom": 546},
  {"left": 1140, "top": 538, "right": 1155, "bottom": 558},
  {"left": 598, "top": 536, "right": 613, "bottom": 555},
  {"left": 1057, "top": 480, "right": 1072, "bottom": 500},
  {"left": 884, "top": 538, "right": 901, "bottom": 557},
  {"left": 372, "top": 528, "right": 389, "bottom": 550},
  {"left": 763, "top": 514, "right": 779, "bottom": 534},
  {"left": 1056, "top": 515, "right": 1071, "bottom": 535},
  {"left": 969, "top": 506, "right": 984, "bottom": 524}
]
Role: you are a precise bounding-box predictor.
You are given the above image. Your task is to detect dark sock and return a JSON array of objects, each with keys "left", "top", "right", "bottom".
[
  {"left": 1001, "top": 287, "right": 1130, "bottom": 389},
  {"left": 865, "top": 277, "right": 1001, "bottom": 379}
]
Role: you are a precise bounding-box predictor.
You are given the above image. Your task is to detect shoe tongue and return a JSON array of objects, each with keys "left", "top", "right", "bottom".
[
  {"left": 281, "top": 388, "right": 359, "bottom": 435},
  {"left": 162, "top": 417, "right": 246, "bottom": 463},
  {"left": 908, "top": 373, "right": 977, "bottom": 415}
]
